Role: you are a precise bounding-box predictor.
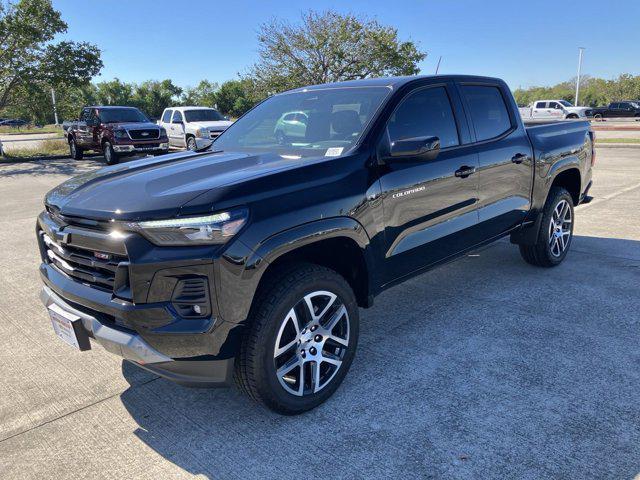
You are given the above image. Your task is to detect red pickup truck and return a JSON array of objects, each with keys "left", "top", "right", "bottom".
[{"left": 66, "top": 106, "right": 169, "bottom": 164}]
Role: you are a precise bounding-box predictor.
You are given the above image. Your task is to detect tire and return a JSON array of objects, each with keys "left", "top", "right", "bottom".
[
  {"left": 69, "top": 137, "right": 83, "bottom": 160},
  {"left": 103, "top": 141, "right": 119, "bottom": 165},
  {"left": 235, "top": 264, "right": 359, "bottom": 415},
  {"left": 594, "top": 113, "right": 603, "bottom": 120},
  {"left": 566, "top": 114, "right": 578, "bottom": 119},
  {"left": 187, "top": 136, "right": 197, "bottom": 151},
  {"left": 275, "top": 130, "right": 285, "bottom": 145},
  {"left": 519, "top": 187, "right": 574, "bottom": 267}
]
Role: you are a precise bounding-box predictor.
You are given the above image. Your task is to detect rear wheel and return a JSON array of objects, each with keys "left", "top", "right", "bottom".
[
  {"left": 519, "top": 187, "right": 574, "bottom": 267},
  {"left": 69, "top": 137, "right": 83, "bottom": 160},
  {"left": 235, "top": 264, "right": 359, "bottom": 414},
  {"left": 594, "top": 113, "right": 603, "bottom": 120},
  {"left": 103, "top": 141, "right": 119, "bottom": 165}
]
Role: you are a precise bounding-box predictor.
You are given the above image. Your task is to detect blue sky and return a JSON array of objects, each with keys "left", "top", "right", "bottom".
[{"left": 53, "top": 0, "right": 640, "bottom": 91}]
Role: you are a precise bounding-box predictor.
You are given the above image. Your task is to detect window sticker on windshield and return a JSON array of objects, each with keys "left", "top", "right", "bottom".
[{"left": 325, "top": 147, "right": 343, "bottom": 157}]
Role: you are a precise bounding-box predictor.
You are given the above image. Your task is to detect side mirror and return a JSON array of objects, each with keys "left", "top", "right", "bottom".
[{"left": 389, "top": 136, "right": 440, "bottom": 161}]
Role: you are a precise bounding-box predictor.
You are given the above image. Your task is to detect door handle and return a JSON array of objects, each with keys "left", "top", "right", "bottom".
[
  {"left": 455, "top": 166, "right": 476, "bottom": 178},
  {"left": 511, "top": 153, "right": 528, "bottom": 164}
]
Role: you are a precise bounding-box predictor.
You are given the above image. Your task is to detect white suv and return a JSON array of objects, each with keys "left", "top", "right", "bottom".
[
  {"left": 519, "top": 100, "right": 593, "bottom": 120},
  {"left": 159, "top": 106, "right": 233, "bottom": 150}
]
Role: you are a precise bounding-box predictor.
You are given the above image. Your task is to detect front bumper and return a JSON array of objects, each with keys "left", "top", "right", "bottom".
[
  {"left": 195, "top": 137, "right": 214, "bottom": 149},
  {"left": 40, "top": 284, "right": 234, "bottom": 386},
  {"left": 113, "top": 142, "right": 169, "bottom": 153}
]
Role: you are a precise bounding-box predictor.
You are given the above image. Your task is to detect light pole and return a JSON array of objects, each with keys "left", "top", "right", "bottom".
[
  {"left": 51, "top": 88, "right": 59, "bottom": 125},
  {"left": 575, "top": 47, "right": 585, "bottom": 106}
]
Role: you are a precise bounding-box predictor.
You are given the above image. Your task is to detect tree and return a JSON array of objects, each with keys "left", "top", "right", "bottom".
[
  {"left": 250, "top": 10, "right": 426, "bottom": 95},
  {"left": 131, "top": 79, "right": 182, "bottom": 119},
  {"left": 94, "top": 78, "right": 134, "bottom": 105},
  {"left": 181, "top": 80, "right": 218, "bottom": 107},
  {"left": 215, "top": 79, "right": 259, "bottom": 118},
  {"left": 0, "top": 0, "right": 102, "bottom": 111}
]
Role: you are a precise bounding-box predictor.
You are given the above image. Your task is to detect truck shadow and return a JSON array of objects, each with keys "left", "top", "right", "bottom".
[{"left": 119, "top": 235, "right": 640, "bottom": 479}]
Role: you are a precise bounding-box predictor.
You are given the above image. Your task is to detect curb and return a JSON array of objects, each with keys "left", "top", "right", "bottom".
[
  {"left": 595, "top": 143, "right": 640, "bottom": 149},
  {"left": 0, "top": 154, "right": 71, "bottom": 164}
]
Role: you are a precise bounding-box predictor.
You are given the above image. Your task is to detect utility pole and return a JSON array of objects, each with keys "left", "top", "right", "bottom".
[
  {"left": 51, "top": 88, "right": 59, "bottom": 125},
  {"left": 575, "top": 47, "right": 585, "bottom": 106},
  {"left": 435, "top": 56, "right": 442, "bottom": 75}
]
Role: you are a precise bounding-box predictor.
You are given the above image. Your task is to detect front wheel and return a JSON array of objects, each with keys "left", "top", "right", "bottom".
[
  {"left": 103, "top": 141, "right": 119, "bottom": 165},
  {"left": 186, "top": 136, "right": 197, "bottom": 151},
  {"left": 519, "top": 187, "right": 574, "bottom": 267},
  {"left": 235, "top": 264, "right": 359, "bottom": 414}
]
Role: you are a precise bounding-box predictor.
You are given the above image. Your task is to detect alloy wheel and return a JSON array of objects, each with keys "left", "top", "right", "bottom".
[
  {"left": 273, "top": 290, "right": 350, "bottom": 396},
  {"left": 548, "top": 199, "right": 572, "bottom": 257}
]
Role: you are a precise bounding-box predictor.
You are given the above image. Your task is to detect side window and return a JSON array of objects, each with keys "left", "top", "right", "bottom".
[
  {"left": 283, "top": 113, "right": 295, "bottom": 122},
  {"left": 80, "top": 108, "right": 91, "bottom": 121},
  {"left": 172, "top": 111, "right": 183, "bottom": 123},
  {"left": 548, "top": 102, "right": 561, "bottom": 109},
  {"left": 461, "top": 85, "right": 513, "bottom": 142},
  {"left": 619, "top": 102, "right": 630, "bottom": 109},
  {"left": 387, "top": 86, "right": 459, "bottom": 149},
  {"left": 90, "top": 109, "right": 100, "bottom": 124},
  {"left": 161, "top": 109, "right": 173, "bottom": 123},
  {"left": 535, "top": 102, "right": 546, "bottom": 109},
  {"left": 611, "top": 103, "right": 620, "bottom": 109}
]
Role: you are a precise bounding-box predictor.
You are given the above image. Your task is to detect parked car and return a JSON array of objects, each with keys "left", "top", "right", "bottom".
[
  {"left": 65, "top": 106, "right": 169, "bottom": 164},
  {"left": 590, "top": 101, "right": 640, "bottom": 119},
  {"left": 519, "top": 100, "right": 593, "bottom": 120},
  {"left": 159, "top": 106, "right": 232, "bottom": 151},
  {"left": 274, "top": 111, "right": 308, "bottom": 143},
  {"left": 0, "top": 118, "right": 28, "bottom": 127},
  {"left": 37, "top": 75, "right": 594, "bottom": 414}
]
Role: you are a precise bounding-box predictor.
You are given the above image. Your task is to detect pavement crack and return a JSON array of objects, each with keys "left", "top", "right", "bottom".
[{"left": 0, "top": 376, "right": 161, "bottom": 444}]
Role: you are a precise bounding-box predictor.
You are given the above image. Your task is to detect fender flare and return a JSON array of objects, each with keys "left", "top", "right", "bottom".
[{"left": 216, "top": 217, "right": 376, "bottom": 324}]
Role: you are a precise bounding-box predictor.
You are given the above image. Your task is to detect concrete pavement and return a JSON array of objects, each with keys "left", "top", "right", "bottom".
[{"left": 0, "top": 150, "right": 639, "bottom": 479}]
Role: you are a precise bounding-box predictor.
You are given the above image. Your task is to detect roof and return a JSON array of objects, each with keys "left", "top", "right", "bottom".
[
  {"left": 86, "top": 105, "right": 140, "bottom": 109},
  {"left": 284, "top": 74, "right": 504, "bottom": 93},
  {"left": 169, "top": 106, "right": 218, "bottom": 111}
]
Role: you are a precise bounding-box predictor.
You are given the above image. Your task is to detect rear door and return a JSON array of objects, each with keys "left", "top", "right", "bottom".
[
  {"left": 532, "top": 101, "right": 549, "bottom": 118},
  {"left": 548, "top": 101, "right": 566, "bottom": 119},
  {"left": 378, "top": 81, "right": 480, "bottom": 283},
  {"left": 458, "top": 82, "right": 534, "bottom": 238}
]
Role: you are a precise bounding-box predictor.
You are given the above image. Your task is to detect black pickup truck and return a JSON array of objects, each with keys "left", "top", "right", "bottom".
[
  {"left": 37, "top": 75, "right": 594, "bottom": 414},
  {"left": 591, "top": 101, "right": 640, "bottom": 119}
]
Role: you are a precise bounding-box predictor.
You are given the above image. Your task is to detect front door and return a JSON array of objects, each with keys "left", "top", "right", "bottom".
[
  {"left": 458, "top": 83, "right": 534, "bottom": 237},
  {"left": 378, "top": 83, "right": 480, "bottom": 284},
  {"left": 170, "top": 110, "right": 186, "bottom": 147}
]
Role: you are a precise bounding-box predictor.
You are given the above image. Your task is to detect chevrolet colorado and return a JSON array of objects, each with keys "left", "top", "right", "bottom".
[
  {"left": 37, "top": 75, "right": 594, "bottom": 414},
  {"left": 66, "top": 106, "right": 169, "bottom": 165}
]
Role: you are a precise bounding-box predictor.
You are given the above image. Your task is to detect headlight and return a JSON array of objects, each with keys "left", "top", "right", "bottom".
[
  {"left": 114, "top": 129, "right": 128, "bottom": 139},
  {"left": 130, "top": 208, "right": 248, "bottom": 246},
  {"left": 196, "top": 127, "right": 208, "bottom": 138}
]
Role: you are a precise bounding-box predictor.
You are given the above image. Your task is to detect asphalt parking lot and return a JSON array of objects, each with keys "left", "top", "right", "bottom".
[{"left": 1, "top": 149, "right": 639, "bottom": 479}]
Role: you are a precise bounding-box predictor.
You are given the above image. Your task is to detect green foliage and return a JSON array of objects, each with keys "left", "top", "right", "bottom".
[
  {"left": 514, "top": 74, "right": 640, "bottom": 107},
  {"left": 250, "top": 10, "right": 426, "bottom": 95},
  {"left": 214, "top": 79, "right": 259, "bottom": 118},
  {"left": 181, "top": 80, "right": 219, "bottom": 107},
  {"left": 0, "top": 0, "right": 102, "bottom": 110},
  {"left": 129, "top": 79, "right": 182, "bottom": 119}
]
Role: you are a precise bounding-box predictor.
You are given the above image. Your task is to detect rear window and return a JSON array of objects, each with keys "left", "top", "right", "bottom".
[{"left": 461, "top": 86, "right": 513, "bottom": 142}]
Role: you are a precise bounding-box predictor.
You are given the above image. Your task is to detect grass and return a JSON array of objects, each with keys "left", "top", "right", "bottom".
[
  {"left": 595, "top": 138, "right": 640, "bottom": 144},
  {"left": 0, "top": 124, "right": 64, "bottom": 135},
  {"left": 1, "top": 138, "right": 68, "bottom": 159}
]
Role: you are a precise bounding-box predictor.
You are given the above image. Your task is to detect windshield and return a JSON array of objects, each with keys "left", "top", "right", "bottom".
[
  {"left": 98, "top": 108, "right": 148, "bottom": 123},
  {"left": 214, "top": 86, "right": 391, "bottom": 157},
  {"left": 184, "top": 109, "right": 224, "bottom": 122},
  {"left": 559, "top": 100, "right": 573, "bottom": 107}
]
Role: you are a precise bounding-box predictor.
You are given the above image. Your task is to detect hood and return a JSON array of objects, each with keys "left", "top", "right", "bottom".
[
  {"left": 103, "top": 121, "right": 160, "bottom": 130},
  {"left": 188, "top": 120, "right": 233, "bottom": 131},
  {"left": 564, "top": 106, "right": 589, "bottom": 113},
  {"left": 45, "top": 150, "right": 316, "bottom": 221}
]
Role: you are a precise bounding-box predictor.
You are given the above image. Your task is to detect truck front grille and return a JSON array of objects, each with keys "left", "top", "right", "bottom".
[
  {"left": 128, "top": 128, "right": 160, "bottom": 140},
  {"left": 41, "top": 231, "right": 129, "bottom": 294},
  {"left": 209, "top": 130, "right": 224, "bottom": 139}
]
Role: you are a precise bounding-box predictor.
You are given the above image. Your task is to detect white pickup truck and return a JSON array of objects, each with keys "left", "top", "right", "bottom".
[
  {"left": 519, "top": 100, "right": 593, "bottom": 120},
  {"left": 159, "top": 106, "right": 233, "bottom": 150}
]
